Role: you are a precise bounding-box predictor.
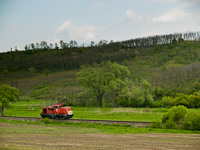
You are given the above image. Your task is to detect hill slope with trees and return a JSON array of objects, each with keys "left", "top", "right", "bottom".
[{"left": 0, "top": 32, "right": 200, "bottom": 107}]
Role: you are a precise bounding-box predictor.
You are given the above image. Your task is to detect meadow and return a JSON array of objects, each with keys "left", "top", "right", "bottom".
[
  {"left": 4, "top": 99, "right": 200, "bottom": 122},
  {"left": 2, "top": 95, "right": 200, "bottom": 150},
  {"left": 0, "top": 117, "right": 200, "bottom": 150}
]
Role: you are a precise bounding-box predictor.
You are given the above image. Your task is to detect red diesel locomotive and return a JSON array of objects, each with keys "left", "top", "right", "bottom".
[{"left": 40, "top": 103, "right": 73, "bottom": 119}]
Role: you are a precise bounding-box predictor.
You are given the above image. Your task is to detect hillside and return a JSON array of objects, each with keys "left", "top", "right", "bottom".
[{"left": 0, "top": 33, "right": 200, "bottom": 107}]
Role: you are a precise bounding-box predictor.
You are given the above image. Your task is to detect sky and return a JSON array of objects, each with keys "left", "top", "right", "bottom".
[{"left": 0, "top": 0, "right": 200, "bottom": 52}]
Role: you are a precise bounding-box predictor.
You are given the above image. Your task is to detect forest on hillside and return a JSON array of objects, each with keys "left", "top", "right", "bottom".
[
  {"left": 0, "top": 32, "right": 200, "bottom": 108},
  {"left": 0, "top": 32, "right": 200, "bottom": 73}
]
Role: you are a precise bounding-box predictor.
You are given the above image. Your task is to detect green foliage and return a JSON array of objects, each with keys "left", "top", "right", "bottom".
[
  {"left": 153, "top": 87, "right": 165, "bottom": 100},
  {"left": 181, "top": 111, "right": 200, "bottom": 131},
  {"left": 38, "top": 118, "right": 52, "bottom": 124},
  {"left": 78, "top": 47, "right": 84, "bottom": 53},
  {"left": 77, "top": 90, "right": 96, "bottom": 107},
  {"left": 150, "top": 121, "right": 163, "bottom": 128},
  {"left": 129, "top": 80, "right": 153, "bottom": 107},
  {"left": 161, "top": 96, "right": 173, "bottom": 107},
  {"left": 0, "top": 84, "right": 19, "bottom": 116},
  {"left": 162, "top": 105, "right": 188, "bottom": 123},
  {"left": 173, "top": 94, "right": 189, "bottom": 106},
  {"left": 164, "top": 119, "right": 176, "bottom": 129},
  {"left": 44, "top": 69, "right": 50, "bottom": 76},
  {"left": 187, "top": 92, "right": 200, "bottom": 108},
  {"left": 1, "top": 35, "right": 200, "bottom": 108},
  {"left": 29, "top": 67, "right": 36, "bottom": 74},
  {"left": 155, "top": 45, "right": 163, "bottom": 53},
  {"left": 172, "top": 93, "right": 200, "bottom": 108},
  {"left": 2, "top": 69, "right": 9, "bottom": 75},
  {"left": 152, "top": 100, "right": 163, "bottom": 108},
  {"left": 130, "top": 86, "right": 145, "bottom": 107},
  {"left": 77, "top": 61, "right": 130, "bottom": 107}
]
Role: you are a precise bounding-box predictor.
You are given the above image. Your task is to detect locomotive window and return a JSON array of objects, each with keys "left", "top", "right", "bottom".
[{"left": 43, "top": 109, "right": 47, "bottom": 113}]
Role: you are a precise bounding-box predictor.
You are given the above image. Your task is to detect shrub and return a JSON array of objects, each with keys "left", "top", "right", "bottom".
[
  {"left": 164, "top": 119, "right": 176, "bottom": 129},
  {"left": 187, "top": 93, "right": 200, "bottom": 108},
  {"left": 162, "top": 112, "right": 170, "bottom": 123},
  {"left": 152, "top": 100, "right": 163, "bottom": 108},
  {"left": 161, "top": 96, "right": 173, "bottom": 107},
  {"left": 150, "top": 121, "right": 163, "bottom": 128},
  {"left": 162, "top": 105, "right": 188, "bottom": 123},
  {"left": 181, "top": 111, "right": 200, "bottom": 131},
  {"left": 173, "top": 94, "right": 189, "bottom": 107}
]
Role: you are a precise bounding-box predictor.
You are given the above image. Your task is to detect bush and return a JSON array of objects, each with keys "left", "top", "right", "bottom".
[
  {"left": 173, "top": 94, "right": 189, "bottom": 107},
  {"left": 162, "top": 105, "right": 188, "bottom": 123},
  {"left": 181, "top": 111, "right": 200, "bottom": 131},
  {"left": 150, "top": 121, "right": 163, "bottom": 128},
  {"left": 164, "top": 119, "right": 176, "bottom": 129},
  {"left": 187, "top": 93, "right": 200, "bottom": 108},
  {"left": 152, "top": 100, "right": 163, "bottom": 108},
  {"left": 161, "top": 96, "right": 173, "bottom": 107}
]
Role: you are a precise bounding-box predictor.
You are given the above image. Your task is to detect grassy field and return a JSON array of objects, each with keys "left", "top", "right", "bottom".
[
  {"left": 1, "top": 99, "right": 200, "bottom": 149},
  {"left": 3, "top": 99, "right": 200, "bottom": 122},
  {"left": 4, "top": 99, "right": 167, "bottom": 122},
  {"left": 0, "top": 119, "right": 200, "bottom": 150}
]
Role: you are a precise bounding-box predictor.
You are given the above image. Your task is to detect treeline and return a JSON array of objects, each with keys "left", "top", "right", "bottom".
[
  {"left": 23, "top": 40, "right": 109, "bottom": 51},
  {"left": 0, "top": 45, "right": 134, "bottom": 73},
  {"left": 22, "top": 31, "right": 200, "bottom": 50},
  {"left": 0, "top": 31, "right": 199, "bottom": 74},
  {"left": 120, "top": 31, "right": 200, "bottom": 47}
]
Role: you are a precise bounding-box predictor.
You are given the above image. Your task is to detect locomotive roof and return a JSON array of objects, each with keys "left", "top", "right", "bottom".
[
  {"left": 52, "top": 103, "right": 65, "bottom": 106},
  {"left": 43, "top": 106, "right": 53, "bottom": 109}
]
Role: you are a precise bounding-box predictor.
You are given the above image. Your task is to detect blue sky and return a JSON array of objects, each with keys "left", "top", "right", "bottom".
[{"left": 0, "top": 0, "right": 200, "bottom": 52}]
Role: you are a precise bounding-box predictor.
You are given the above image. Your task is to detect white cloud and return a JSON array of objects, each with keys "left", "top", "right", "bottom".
[
  {"left": 56, "top": 20, "right": 106, "bottom": 42},
  {"left": 126, "top": 10, "right": 143, "bottom": 22},
  {"left": 152, "top": 7, "right": 193, "bottom": 22},
  {"left": 56, "top": 20, "right": 71, "bottom": 32}
]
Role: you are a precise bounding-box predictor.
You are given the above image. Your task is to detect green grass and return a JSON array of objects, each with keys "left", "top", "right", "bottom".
[
  {"left": 72, "top": 107, "right": 168, "bottom": 122},
  {"left": 0, "top": 118, "right": 200, "bottom": 134},
  {"left": 4, "top": 99, "right": 200, "bottom": 122},
  {"left": 4, "top": 99, "right": 166, "bottom": 122}
]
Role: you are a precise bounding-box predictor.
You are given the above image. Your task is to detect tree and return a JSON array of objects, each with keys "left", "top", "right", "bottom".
[
  {"left": 15, "top": 46, "right": 18, "bottom": 51},
  {"left": 98, "top": 40, "right": 107, "bottom": 46},
  {"left": 142, "top": 79, "right": 154, "bottom": 106},
  {"left": 90, "top": 41, "right": 95, "bottom": 47},
  {"left": 40, "top": 41, "right": 48, "bottom": 49},
  {"left": 31, "top": 43, "right": 35, "bottom": 50},
  {"left": 130, "top": 80, "right": 153, "bottom": 107},
  {"left": 55, "top": 43, "right": 59, "bottom": 49},
  {"left": 77, "top": 61, "right": 130, "bottom": 107},
  {"left": 0, "top": 84, "right": 19, "bottom": 116},
  {"left": 24, "top": 45, "right": 29, "bottom": 51}
]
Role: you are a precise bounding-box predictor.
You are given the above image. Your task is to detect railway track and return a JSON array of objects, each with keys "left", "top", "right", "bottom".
[{"left": 0, "top": 116, "right": 152, "bottom": 127}]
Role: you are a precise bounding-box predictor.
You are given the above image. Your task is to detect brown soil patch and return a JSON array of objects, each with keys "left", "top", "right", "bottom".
[{"left": 0, "top": 122, "right": 200, "bottom": 150}]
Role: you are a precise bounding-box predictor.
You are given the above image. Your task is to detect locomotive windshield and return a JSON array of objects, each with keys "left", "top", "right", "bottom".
[{"left": 43, "top": 108, "right": 47, "bottom": 113}]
